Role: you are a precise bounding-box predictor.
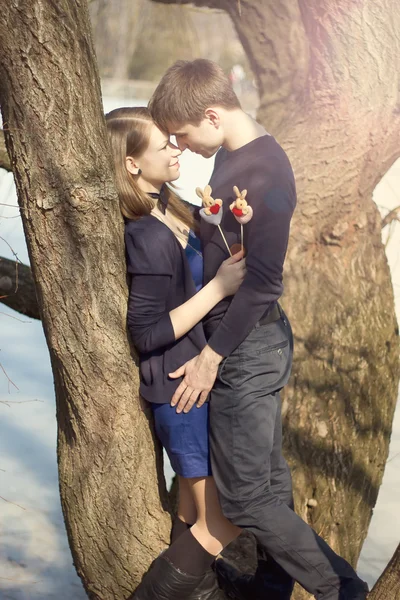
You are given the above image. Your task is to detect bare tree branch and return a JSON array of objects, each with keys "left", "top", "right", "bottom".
[
  {"left": 0, "top": 129, "right": 11, "bottom": 172},
  {"left": 0, "top": 256, "right": 39, "bottom": 319},
  {"left": 381, "top": 205, "right": 400, "bottom": 229},
  {"left": 369, "top": 543, "right": 400, "bottom": 599}
]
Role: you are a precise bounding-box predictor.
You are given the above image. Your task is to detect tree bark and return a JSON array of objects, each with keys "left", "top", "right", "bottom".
[
  {"left": 152, "top": 0, "right": 400, "bottom": 595},
  {"left": 368, "top": 543, "right": 400, "bottom": 600},
  {"left": 0, "top": 2, "right": 171, "bottom": 599}
]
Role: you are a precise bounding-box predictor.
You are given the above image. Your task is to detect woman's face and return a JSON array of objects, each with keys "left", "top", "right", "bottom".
[{"left": 128, "top": 123, "right": 181, "bottom": 191}]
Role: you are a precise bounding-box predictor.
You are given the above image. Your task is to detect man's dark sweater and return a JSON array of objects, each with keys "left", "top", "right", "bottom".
[{"left": 201, "top": 134, "right": 296, "bottom": 357}]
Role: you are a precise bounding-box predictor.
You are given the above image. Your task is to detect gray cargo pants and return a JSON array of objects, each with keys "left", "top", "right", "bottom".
[{"left": 209, "top": 312, "right": 368, "bottom": 599}]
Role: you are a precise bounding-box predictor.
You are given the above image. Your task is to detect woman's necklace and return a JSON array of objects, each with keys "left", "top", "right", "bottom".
[{"left": 151, "top": 207, "right": 202, "bottom": 258}]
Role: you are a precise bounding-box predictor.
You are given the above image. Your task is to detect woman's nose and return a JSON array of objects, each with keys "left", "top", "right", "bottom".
[
  {"left": 173, "top": 146, "right": 182, "bottom": 157},
  {"left": 169, "top": 141, "right": 182, "bottom": 156}
]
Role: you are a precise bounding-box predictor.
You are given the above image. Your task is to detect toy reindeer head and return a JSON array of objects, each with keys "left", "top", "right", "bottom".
[
  {"left": 230, "top": 185, "right": 253, "bottom": 225},
  {"left": 232, "top": 186, "right": 249, "bottom": 212},
  {"left": 196, "top": 185, "right": 222, "bottom": 216}
]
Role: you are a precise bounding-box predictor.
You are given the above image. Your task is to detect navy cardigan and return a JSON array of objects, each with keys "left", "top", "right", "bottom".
[{"left": 125, "top": 215, "right": 207, "bottom": 404}]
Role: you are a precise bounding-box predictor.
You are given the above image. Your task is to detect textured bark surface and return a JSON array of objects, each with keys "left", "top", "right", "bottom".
[
  {"left": 153, "top": 0, "right": 400, "bottom": 596},
  {"left": 0, "top": 256, "right": 39, "bottom": 319},
  {"left": 368, "top": 543, "right": 400, "bottom": 600},
  {"left": 0, "top": 2, "right": 170, "bottom": 599}
]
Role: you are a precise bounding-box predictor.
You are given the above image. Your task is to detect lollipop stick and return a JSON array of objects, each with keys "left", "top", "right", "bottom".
[
  {"left": 241, "top": 223, "right": 243, "bottom": 253},
  {"left": 218, "top": 225, "right": 232, "bottom": 256}
]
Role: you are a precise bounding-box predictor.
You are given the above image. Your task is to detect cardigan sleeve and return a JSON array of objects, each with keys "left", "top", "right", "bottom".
[{"left": 125, "top": 224, "right": 176, "bottom": 354}]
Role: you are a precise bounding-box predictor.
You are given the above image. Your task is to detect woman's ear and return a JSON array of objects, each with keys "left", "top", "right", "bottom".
[{"left": 126, "top": 156, "right": 141, "bottom": 175}]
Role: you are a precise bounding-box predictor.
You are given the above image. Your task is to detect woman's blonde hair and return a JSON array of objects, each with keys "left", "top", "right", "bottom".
[{"left": 105, "top": 107, "right": 197, "bottom": 231}]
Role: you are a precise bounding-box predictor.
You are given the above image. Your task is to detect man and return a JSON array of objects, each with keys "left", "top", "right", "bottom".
[{"left": 149, "top": 59, "right": 368, "bottom": 600}]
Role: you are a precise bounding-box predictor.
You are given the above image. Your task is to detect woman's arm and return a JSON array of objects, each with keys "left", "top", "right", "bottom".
[
  {"left": 169, "top": 252, "right": 245, "bottom": 340},
  {"left": 127, "top": 252, "right": 245, "bottom": 353},
  {"left": 125, "top": 224, "right": 244, "bottom": 353},
  {"left": 127, "top": 273, "right": 175, "bottom": 354}
]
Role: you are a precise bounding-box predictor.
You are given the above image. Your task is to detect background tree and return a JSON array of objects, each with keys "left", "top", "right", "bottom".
[
  {"left": 89, "top": 0, "right": 146, "bottom": 80},
  {"left": 89, "top": 0, "right": 249, "bottom": 82},
  {"left": 1, "top": 0, "right": 400, "bottom": 599}
]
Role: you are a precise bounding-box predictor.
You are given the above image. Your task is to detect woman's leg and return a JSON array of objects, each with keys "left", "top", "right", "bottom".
[
  {"left": 188, "top": 476, "right": 241, "bottom": 554},
  {"left": 163, "top": 476, "right": 241, "bottom": 577},
  {"left": 177, "top": 476, "right": 197, "bottom": 524},
  {"left": 131, "top": 475, "right": 238, "bottom": 599},
  {"left": 170, "top": 476, "right": 197, "bottom": 544},
  {"left": 131, "top": 402, "right": 238, "bottom": 598}
]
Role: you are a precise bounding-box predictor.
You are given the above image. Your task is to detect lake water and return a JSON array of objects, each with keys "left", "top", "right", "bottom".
[{"left": 0, "top": 96, "right": 399, "bottom": 599}]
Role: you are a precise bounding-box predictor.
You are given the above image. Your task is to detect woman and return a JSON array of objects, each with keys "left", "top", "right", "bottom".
[{"left": 106, "top": 107, "right": 243, "bottom": 600}]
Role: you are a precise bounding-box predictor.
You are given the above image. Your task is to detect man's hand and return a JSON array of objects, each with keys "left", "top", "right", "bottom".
[{"left": 169, "top": 345, "right": 223, "bottom": 413}]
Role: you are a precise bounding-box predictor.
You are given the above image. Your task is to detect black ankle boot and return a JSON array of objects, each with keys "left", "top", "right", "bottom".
[
  {"left": 188, "top": 567, "right": 226, "bottom": 599},
  {"left": 215, "top": 560, "right": 255, "bottom": 600},
  {"left": 130, "top": 555, "right": 205, "bottom": 600},
  {"left": 216, "top": 556, "right": 294, "bottom": 600}
]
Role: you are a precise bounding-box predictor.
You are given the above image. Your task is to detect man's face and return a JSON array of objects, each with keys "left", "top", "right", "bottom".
[{"left": 170, "top": 118, "right": 224, "bottom": 158}]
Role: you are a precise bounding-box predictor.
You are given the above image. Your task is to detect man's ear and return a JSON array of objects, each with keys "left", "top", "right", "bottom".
[
  {"left": 126, "top": 156, "right": 141, "bottom": 175},
  {"left": 204, "top": 108, "right": 221, "bottom": 128}
]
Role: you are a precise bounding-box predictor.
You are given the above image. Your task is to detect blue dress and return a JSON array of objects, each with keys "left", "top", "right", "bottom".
[
  {"left": 184, "top": 230, "right": 203, "bottom": 292},
  {"left": 150, "top": 230, "right": 212, "bottom": 478}
]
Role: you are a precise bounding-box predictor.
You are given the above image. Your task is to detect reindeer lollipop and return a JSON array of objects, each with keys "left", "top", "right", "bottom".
[
  {"left": 196, "top": 185, "right": 232, "bottom": 256},
  {"left": 230, "top": 185, "right": 253, "bottom": 251},
  {"left": 196, "top": 185, "right": 223, "bottom": 225}
]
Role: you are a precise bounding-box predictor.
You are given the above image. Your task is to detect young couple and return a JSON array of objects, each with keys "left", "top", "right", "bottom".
[{"left": 106, "top": 60, "right": 369, "bottom": 600}]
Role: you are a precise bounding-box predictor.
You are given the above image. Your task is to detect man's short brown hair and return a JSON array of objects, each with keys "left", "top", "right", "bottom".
[{"left": 148, "top": 59, "right": 241, "bottom": 131}]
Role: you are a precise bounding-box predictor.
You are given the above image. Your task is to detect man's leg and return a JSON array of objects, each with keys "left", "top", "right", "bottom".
[
  {"left": 253, "top": 391, "right": 295, "bottom": 599},
  {"left": 217, "top": 389, "right": 295, "bottom": 600},
  {"left": 210, "top": 319, "right": 368, "bottom": 600}
]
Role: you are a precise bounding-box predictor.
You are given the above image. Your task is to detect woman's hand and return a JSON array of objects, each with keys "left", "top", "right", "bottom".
[{"left": 214, "top": 250, "right": 246, "bottom": 298}]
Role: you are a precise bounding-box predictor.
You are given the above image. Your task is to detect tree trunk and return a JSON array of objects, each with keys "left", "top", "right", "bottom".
[
  {"left": 153, "top": 0, "right": 400, "bottom": 596},
  {"left": 0, "top": 2, "right": 171, "bottom": 599},
  {"left": 368, "top": 543, "right": 400, "bottom": 600}
]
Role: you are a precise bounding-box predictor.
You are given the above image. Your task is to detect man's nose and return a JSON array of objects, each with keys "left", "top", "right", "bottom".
[{"left": 176, "top": 139, "right": 188, "bottom": 152}]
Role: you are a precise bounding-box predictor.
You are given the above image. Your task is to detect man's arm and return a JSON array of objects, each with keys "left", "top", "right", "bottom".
[
  {"left": 170, "top": 181, "right": 296, "bottom": 411},
  {"left": 207, "top": 185, "right": 295, "bottom": 357}
]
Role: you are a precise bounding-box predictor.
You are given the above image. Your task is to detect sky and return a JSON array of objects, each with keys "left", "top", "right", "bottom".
[{"left": 0, "top": 97, "right": 399, "bottom": 598}]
